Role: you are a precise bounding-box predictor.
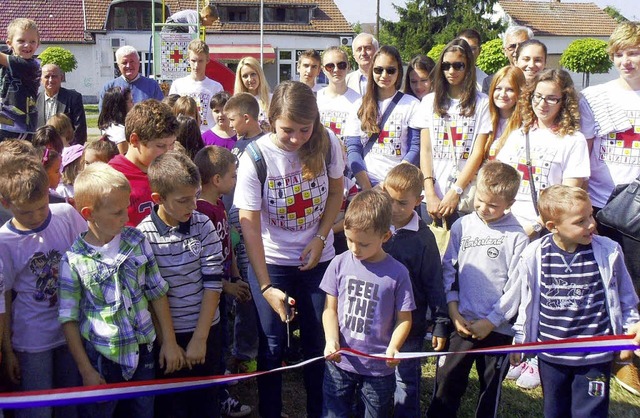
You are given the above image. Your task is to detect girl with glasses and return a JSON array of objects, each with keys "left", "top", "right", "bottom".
[
  {"left": 415, "top": 38, "right": 491, "bottom": 223},
  {"left": 317, "top": 46, "right": 361, "bottom": 143},
  {"left": 234, "top": 56, "right": 272, "bottom": 131},
  {"left": 344, "top": 45, "right": 421, "bottom": 190},
  {"left": 496, "top": 68, "right": 589, "bottom": 237}
]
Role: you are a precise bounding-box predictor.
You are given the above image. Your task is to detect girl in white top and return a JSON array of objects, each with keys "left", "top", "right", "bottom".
[
  {"left": 496, "top": 69, "right": 590, "bottom": 236},
  {"left": 316, "top": 46, "right": 361, "bottom": 143},
  {"left": 416, "top": 38, "right": 491, "bottom": 221},
  {"left": 345, "top": 45, "right": 421, "bottom": 189},
  {"left": 98, "top": 86, "right": 133, "bottom": 155},
  {"left": 234, "top": 56, "right": 272, "bottom": 132},
  {"left": 486, "top": 66, "right": 526, "bottom": 160},
  {"left": 234, "top": 80, "right": 344, "bottom": 418},
  {"left": 515, "top": 39, "right": 547, "bottom": 85},
  {"left": 403, "top": 54, "right": 435, "bottom": 100}
]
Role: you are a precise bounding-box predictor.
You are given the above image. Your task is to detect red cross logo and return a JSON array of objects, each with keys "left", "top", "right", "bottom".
[
  {"left": 615, "top": 126, "right": 640, "bottom": 149},
  {"left": 328, "top": 121, "right": 341, "bottom": 136},
  {"left": 288, "top": 187, "right": 316, "bottom": 220},
  {"left": 517, "top": 162, "right": 532, "bottom": 181},
  {"left": 378, "top": 129, "right": 390, "bottom": 143},
  {"left": 169, "top": 49, "right": 183, "bottom": 64}
]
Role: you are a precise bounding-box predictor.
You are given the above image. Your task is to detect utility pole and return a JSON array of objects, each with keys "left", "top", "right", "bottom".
[{"left": 376, "top": 0, "right": 380, "bottom": 38}]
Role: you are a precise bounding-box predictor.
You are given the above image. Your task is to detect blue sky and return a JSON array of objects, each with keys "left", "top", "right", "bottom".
[{"left": 333, "top": 0, "right": 637, "bottom": 24}]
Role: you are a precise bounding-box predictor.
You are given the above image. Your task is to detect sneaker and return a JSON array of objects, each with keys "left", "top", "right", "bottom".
[
  {"left": 506, "top": 362, "right": 527, "bottom": 380},
  {"left": 516, "top": 357, "right": 541, "bottom": 389},
  {"left": 613, "top": 359, "right": 640, "bottom": 397},
  {"left": 220, "top": 390, "right": 252, "bottom": 417}
]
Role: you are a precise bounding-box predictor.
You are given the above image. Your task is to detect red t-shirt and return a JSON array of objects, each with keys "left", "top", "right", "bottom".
[
  {"left": 196, "top": 198, "right": 232, "bottom": 277},
  {"left": 109, "top": 154, "right": 153, "bottom": 227}
]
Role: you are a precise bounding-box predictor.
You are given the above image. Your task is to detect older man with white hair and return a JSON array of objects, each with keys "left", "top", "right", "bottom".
[
  {"left": 98, "top": 45, "right": 164, "bottom": 111},
  {"left": 482, "top": 26, "right": 534, "bottom": 93},
  {"left": 345, "top": 33, "right": 378, "bottom": 96}
]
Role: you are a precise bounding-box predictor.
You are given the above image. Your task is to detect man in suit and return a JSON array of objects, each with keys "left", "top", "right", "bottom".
[
  {"left": 37, "top": 63, "right": 87, "bottom": 144},
  {"left": 345, "top": 33, "right": 378, "bottom": 96}
]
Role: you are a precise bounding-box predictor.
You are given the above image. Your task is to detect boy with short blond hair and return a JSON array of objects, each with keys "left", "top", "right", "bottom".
[
  {"left": 109, "top": 99, "right": 178, "bottom": 227},
  {"left": 428, "top": 161, "right": 528, "bottom": 418},
  {"left": 59, "top": 162, "right": 183, "bottom": 418},
  {"left": 169, "top": 39, "right": 223, "bottom": 133},
  {"left": 320, "top": 189, "right": 415, "bottom": 417},
  {"left": 381, "top": 163, "right": 449, "bottom": 417},
  {"left": 138, "top": 151, "right": 225, "bottom": 418},
  {"left": 0, "top": 18, "right": 41, "bottom": 139},
  {"left": 511, "top": 185, "right": 640, "bottom": 418},
  {"left": 0, "top": 156, "right": 86, "bottom": 418}
]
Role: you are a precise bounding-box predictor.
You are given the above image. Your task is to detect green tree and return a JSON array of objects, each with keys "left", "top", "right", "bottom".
[
  {"left": 559, "top": 38, "right": 612, "bottom": 87},
  {"left": 427, "top": 44, "right": 446, "bottom": 62},
  {"left": 477, "top": 38, "right": 509, "bottom": 75},
  {"left": 381, "top": 0, "right": 506, "bottom": 62},
  {"left": 38, "top": 47, "right": 78, "bottom": 73},
  {"left": 604, "top": 6, "right": 628, "bottom": 23}
]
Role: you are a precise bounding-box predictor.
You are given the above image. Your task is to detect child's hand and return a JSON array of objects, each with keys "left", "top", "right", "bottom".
[
  {"left": 451, "top": 312, "right": 472, "bottom": 338},
  {"left": 81, "top": 367, "right": 106, "bottom": 387},
  {"left": 299, "top": 237, "right": 324, "bottom": 271},
  {"left": 385, "top": 348, "right": 400, "bottom": 368},
  {"left": 4, "top": 350, "right": 21, "bottom": 385},
  {"left": 432, "top": 336, "right": 447, "bottom": 351},
  {"left": 510, "top": 353, "right": 522, "bottom": 367},
  {"left": 223, "top": 280, "right": 251, "bottom": 303},
  {"left": 158, "top": 341, "right": 185, "bottom": 374},
  {"left": 185, "top": 337, "right": 207, "bottom": 369},
  {"left": 468, "top": 319, "right": 495, "bottom": 340},
  {"left": 324, "top": 340, "right": 341, "bottom": 363}
]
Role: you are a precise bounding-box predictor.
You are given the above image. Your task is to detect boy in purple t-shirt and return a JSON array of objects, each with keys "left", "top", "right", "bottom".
[{"left": 320, "top": 190, "right": 415, "bottom": 417}]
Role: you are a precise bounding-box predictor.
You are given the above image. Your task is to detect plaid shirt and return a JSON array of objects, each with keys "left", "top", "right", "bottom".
[{"left": 59, "top": 227, "right": 168, "bottom": 380}]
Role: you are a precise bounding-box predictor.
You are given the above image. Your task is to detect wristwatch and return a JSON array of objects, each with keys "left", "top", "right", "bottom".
[
  {"left": 451, "top": 185, "right": 464, "bottom": 195},
  {"left": 531, "top": 222, "right": 543, "bottom": 233},
  {"left": 314, "top": 234, "right": 327, "bottom": 248}
]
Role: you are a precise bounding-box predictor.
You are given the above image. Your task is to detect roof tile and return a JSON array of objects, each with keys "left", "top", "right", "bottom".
[{"left": 499, "top": 0, "right": 617, "bottom": 37}]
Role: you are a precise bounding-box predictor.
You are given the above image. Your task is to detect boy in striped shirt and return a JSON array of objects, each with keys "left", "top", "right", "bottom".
[
  {"left": 511, "top": 185, "right": 640, "bottom": 418},
  {"left": 137, "top": 151, "right": 224, "bottom": 418}
]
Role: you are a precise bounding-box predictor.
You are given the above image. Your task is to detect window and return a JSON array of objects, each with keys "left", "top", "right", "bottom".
[
  {"left": 106, "top": 1, "right": 167, "bottom": 31},
  {"left": 219, "top": 6, "right": 310, "bottom": 24}
]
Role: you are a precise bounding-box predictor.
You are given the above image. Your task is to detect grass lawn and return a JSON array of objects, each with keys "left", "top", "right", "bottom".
[
  {"left": 229, "top": 354, "right": 640, "bottom": 417},
  {"left": 85, "top": 104, "right": 98, "bottom": 130}
]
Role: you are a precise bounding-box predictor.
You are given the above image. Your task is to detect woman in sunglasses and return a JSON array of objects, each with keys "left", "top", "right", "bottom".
[
  {"left": 317, "top": 46, "right": 361, "bottom": 143},
  {"left": 344, "top": 45, "right": 421, "bottom": 189},
  {"left": 416, "top": 38, "right": 491, "bottom": 222},
  {"left": 495, "top": 68, "right": 589, "bottom": 237}
]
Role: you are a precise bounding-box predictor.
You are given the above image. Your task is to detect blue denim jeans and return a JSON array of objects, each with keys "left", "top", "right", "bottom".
[
  {"left": 393, "top": 335, "right": 423, "bottom": 417},
  {"left": 248, "top": 261, "right": 328, "bottom": 418},
  {"left": 322, "top": 362, "right": 395, "bottom": 418},
  {"left": 15, "top": 345, "right": 81, "bottom": 418},
  {"left": 78, "top": 341, "right": 155, "bottom": 418}
]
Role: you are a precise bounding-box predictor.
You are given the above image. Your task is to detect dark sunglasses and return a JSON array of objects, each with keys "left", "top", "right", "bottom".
[
  {"left": 441, "top": 62, "right": 466, "bottom": 71},
  {"left": 324, "top": 61, "right": 348, "bottom": 71},
  {"left": 372, "top": 66, "right": 398, "bottom": 75}
]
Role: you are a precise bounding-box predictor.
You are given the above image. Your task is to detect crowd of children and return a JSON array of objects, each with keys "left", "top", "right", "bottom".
[{"left": 1, "top": 14, "right": 640, "bottom": 418}]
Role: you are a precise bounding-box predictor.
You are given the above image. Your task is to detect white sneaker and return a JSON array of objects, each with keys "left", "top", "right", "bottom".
[
  {"left": 506, "top": 362, "right": 527, "bottom": 380},
  {"left": 516, "top": 357, "right": 541, "bottom": 389},
  {"left": 220, "top": 390, "right": 252, "bottom": 417}
]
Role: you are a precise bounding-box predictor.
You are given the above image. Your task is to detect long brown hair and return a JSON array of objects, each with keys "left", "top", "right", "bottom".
[
  {"left": 486, "top": 66, "right": 525, "bottom": 157},
  {"left": 268, "top": 81, "right": 329, "bottom": 180},
  {"left": 432, "top": 38, "right": 477, "bottom": 117},
  {"left": 357, "top": 45, "right": 404, "bottom": 135},
  {"left": 519, "top": 69, "right": 580, "bottom": 137}
]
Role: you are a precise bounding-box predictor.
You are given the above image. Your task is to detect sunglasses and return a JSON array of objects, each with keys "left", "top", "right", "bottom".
[
  {"left": 441, "top": 62, "right": 466, "bottom": 71},
  {"left": 372, "top": 66, "right": 398, "bottom": 75},
  {"left": 324, "top": 61, "right": 348, "bottom": 71}
]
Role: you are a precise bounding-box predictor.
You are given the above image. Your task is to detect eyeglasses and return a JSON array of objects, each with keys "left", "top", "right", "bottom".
[
  {"left": 441, "top": 62, "right": 465, "bottom": 71},
  {"left": 324, "top": 61, "right": 348, "bottom": 72},
  {"left": 505, "top": 43, "right": 522, "bottom": 52},
  {"left": 532, "top": 93, "right": 562, "bottom": 105},
  {"left": 372, "top": 66, "right": 398, "bottom": 75}
]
